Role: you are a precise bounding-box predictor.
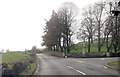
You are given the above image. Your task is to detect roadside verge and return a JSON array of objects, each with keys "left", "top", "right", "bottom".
[{"left": 105, "top": 61, "right": 120, "bottom": 71}]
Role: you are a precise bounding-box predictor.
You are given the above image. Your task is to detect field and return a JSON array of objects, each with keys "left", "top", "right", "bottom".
[
  {"left": 1, "top": 51, "right": 37, "bottom": 75},
  {"left": 2, "top": 51, "right": 31, "bottom": 63},
  {"left": 70, "top": 42, "right": 120, "bottom": 53}
]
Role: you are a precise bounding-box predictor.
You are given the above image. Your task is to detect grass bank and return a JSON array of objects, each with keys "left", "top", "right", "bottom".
[
  {"left": 19, "top": 59, "right": 37, "bottom": 75},
  {"left": 70, "top": 42, "right": 120, "bottom": 53},
  {"left": 107, "top": 61, "right": 120, "bottom": 70},
  {"left": 2, "top": 51, "right": 37, "bottom": 75}
]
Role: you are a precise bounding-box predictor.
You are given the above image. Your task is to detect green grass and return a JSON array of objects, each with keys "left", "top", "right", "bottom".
[
  {"left": 107, "top": 61, "right": 120, "bottom": 70},
  {"left": 70, "top": 42, "right": 83, "bottom": 53},
  {"left": 1, "top": 51, "right": 37, "bottom": 75},
  {"left": 0, "top": 53, "right": 2, "bottom": 63},
  {"left": 70, "top": 42, "right": 103, "bottom": 53},
  {"left": 2, "top": 51, "right": 31, "bottom": 63},
  {"left": 1, "top": 51, "right": 31, "bottom": 69},
  {"left": 70, "top": 41, "right": 120, "bottom": 53},
  {"left": 19, "top": 60, "right": 37, "bottom": 75}
]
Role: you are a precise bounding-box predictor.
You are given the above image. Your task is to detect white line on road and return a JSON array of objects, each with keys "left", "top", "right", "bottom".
[
  {"left": 72, "top": 59, "right": 108, "bottom": 69},
  {"left": 76, "top": 70, "right": 86, "bottom": 75},
  {"left": 100, "top": 58, "right": 105, "bottom": 60},
  {"left": 71, "top": 59, "right": 85, "bottom": 63},
  {"left": 67, "top": 66, "right": 86, "bottom": 75},
  {"left": 67, "top": 66, "right": 74, "bottom": 69},
  {"left": 78, "top": 60, "right": 84, "bottom": 63}
]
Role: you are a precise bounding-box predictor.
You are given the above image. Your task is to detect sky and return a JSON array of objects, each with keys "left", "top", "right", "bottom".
[{"left": 0, "top": 0, "right": 102, "bottom": 51}]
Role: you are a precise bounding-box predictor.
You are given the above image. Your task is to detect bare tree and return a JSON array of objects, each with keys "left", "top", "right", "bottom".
[
  {"left": 93, "top": 2, "right": 106, "bottom": 52},
  {"left": 103, "top": 2, "right": 114, "bottom": 53},
  {"left": 80, "top": 6, "right": 97, "bottom": 53},
  {"left": 57, "top": 2, "right": 79, "bottom": 53},
  {"left": 104, "top": 1, "right": 120, "bottom": 53},
  {"left": 42, "top": 2, "right": 79, "bottom": 54}
]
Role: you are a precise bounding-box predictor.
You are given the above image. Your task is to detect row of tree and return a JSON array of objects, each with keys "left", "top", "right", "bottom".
[
  {"left": 77, "top": 0, "right": 120, "bottom": 53},
  {"left": 42, "top": 1, "right": 120, "bottom": 54},
  {"left": 42, "top": 2, "right": 78, "bottom": 54}
]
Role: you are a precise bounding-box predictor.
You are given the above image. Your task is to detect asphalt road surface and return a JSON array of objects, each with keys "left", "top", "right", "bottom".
[{"left": 34, "top": 53, "right": 119, "bottom": 76}]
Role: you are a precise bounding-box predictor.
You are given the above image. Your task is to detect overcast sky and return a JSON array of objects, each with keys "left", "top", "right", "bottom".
[{"left": 0, "top": 0, "right": 103, "bottom": 51}]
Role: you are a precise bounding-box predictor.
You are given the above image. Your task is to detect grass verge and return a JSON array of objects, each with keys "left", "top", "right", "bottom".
[
  {"left": 19, "top": 60, "right": 37, "bottom": 75},
  {"left": 107, "top": 61, "right": 120, "bottom": 70}
]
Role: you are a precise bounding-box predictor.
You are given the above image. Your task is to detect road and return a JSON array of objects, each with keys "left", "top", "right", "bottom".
[{"left": 34, "top": 53, "right": 119, "bottom": 76}]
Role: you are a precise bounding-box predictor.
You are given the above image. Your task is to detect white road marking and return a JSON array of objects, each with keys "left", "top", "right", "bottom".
[
  {"left": 100, "top": 58, "right": 105, "bottom": 60},
  {"left": 72, "top": 59, "right": 85, "bottom": 63},
  {"left": 67, "top": 66, "right": 74, "bottom": 69},
  {"left": 78, "top": 60, "right": 84, "bottom": 63},
  {"left": 76, "top": 70, "right": 86, "bottom": 75},
  {"left": 72, "top": 59, "right": 108, "bottom": 69},
  {"left": 67, "top": 66, "right": 86, "bottom": 75},
  {"left": 96, "top": 65, "right": 102, "bottom": 67}
]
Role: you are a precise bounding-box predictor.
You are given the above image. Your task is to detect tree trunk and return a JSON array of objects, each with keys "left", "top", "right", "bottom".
[
  {"left": 88, "top": 36, "right": 90, "bottom": 53},
  {"left": 106, "top": 35, "right": 109, "bottom": 52},
  {"left": 59, "top": 37, "right": 63, "bottom": 52},
  {"left": 91, "top": 36, "right": 93, "bottom": 44},
  {"left": 56, "top": 44, "right": 59, "bottom": 52},
  {"left": 63, "top": 37, "right": 66, "bottom": 54},
  {"left": 53, "top": 46, "right": 56, "bottom": 51},
  {"left": 98, "top": 21, "right": 101, "bottom": 52},
  {"left": 48, "top": 46, "right": 52, "bottom": 50}
]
